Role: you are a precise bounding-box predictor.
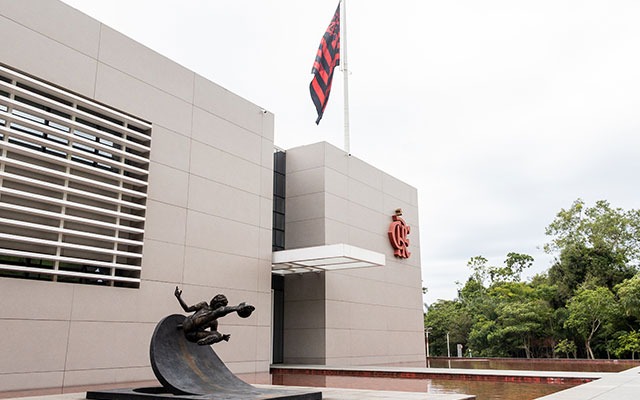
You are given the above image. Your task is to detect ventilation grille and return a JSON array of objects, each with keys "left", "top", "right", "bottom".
[{"left": 0, "top": 65, "right": 151, "bottom": 288}]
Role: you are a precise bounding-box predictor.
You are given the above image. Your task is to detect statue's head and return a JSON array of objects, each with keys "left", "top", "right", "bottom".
[{"left": 210, "top": 294, "right": 228, "bottom": 309}]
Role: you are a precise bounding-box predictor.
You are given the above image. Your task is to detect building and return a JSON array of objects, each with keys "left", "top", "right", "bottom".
[{"left": 0, "top": 0, "right": 425, "bottom": 393}]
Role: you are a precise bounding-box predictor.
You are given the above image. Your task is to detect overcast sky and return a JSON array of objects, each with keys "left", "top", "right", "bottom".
[{"left": 61, "top": 0, "right": 640, "bottom": 304}]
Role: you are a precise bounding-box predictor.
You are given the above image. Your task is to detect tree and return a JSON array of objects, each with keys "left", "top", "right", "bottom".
[
  {"left": 616, "top": 274, "right": 640, "bottom": 322},
  {"left": 545, "top": 199, "right": 640, "bottom": 264},
  {"left": 465, "top": 253, "right": 534, "bottom": 286},
  {"left": 614, "top": 331, "right": 640, "bottom": 360},
  {"left": 554, "top": 339, "right": 577, "bottom": 359},
  {"left": 565, "top": 285, "right": 618, "bottom": 359},
  {"left": 424, "top": 300, "right": 472, "bottom": 356},
  {"left": 545, "top": 199, "right": 639, "bottom": 298}
]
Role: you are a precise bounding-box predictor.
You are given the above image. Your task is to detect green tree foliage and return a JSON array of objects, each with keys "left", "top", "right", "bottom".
[
  {"left": 423, "top": 199, "right": 640, "bottom": 359},
  {"left": 616, "top": 274, "right": 640, "bottom": 321},
  {"left": 545, "top": 199, "right": 639, "bottom": 299},
  {"left": 424, "top": 300, "right": 472, "bottom": 356},
  {"left": 554, "top": 339, "right": 577, "bottom": 358},
  {"left": 614, "top": 331, "right": 640, "bottom": 360},
  {"left": 564, "top": 285, "right": 618, "bottom": 359}
]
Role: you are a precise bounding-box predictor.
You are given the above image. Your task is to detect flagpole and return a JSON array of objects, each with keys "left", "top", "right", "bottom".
[{"left": 341, "top": 0, "right": 351, "bottom": 155}]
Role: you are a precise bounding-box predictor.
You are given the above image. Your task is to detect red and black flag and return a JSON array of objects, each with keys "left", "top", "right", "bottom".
[{"left": 310, "top": 4, "right": 340, "bottom": 125}]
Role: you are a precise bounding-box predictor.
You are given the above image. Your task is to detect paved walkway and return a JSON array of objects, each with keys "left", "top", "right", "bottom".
[
  {"left": 535, "top": 365, "right": 640, "bottom": 399},
  {"left": 4, "top": 365, "right": 640, "bottom": 400},
  {"left": 1, "top": 387, "right": 474, "bottom": 400}
]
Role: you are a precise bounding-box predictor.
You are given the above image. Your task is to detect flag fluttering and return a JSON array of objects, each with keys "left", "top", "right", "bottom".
[{"left": 310, "top": 4, "right": 340, "bottom": 125}]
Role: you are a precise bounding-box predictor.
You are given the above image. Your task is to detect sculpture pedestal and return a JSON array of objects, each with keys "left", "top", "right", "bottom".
[{"left": 86, "top": 314, "right": 321, "bottom": 400}]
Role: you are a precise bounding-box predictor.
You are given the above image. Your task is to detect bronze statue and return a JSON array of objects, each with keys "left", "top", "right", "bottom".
[{"left": 174, "top": 286, "right": 254, "bottom": 346}]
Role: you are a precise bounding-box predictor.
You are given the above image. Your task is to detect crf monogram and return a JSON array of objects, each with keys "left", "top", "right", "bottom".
[{"left": 388, "top": 215, "right": 411, "bottom": 259}]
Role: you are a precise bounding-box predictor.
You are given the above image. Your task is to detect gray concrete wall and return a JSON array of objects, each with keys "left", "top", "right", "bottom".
[
  {"left": 284, "top": 142, "right": 426, "bottom": 366},
  {"left": 0, "top": 0, "right": 274, "bottom": 392}
]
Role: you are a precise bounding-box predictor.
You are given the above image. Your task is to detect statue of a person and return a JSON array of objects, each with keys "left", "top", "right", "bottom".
[{"left": 174, "top": 286, "right": 255, "bottom": 346}]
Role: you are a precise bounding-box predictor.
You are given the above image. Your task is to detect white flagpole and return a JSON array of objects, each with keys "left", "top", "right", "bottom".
[{"left": 341, "top": 0, "right": 351, "bottom": 155}]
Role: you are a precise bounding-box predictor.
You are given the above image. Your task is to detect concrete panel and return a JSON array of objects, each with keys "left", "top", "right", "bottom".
[
  {"left": 148, "top": 161, "right": 189, "bottom": 207},
  {"left": 260, "top": 111, "right": 274, "bottom": 141},
  {"left": 347, "top": 225, "right": 388, "bottom": 251},
  {"left": 384, "top": 263, "right": 423, "bottom": 288},
  {"left": 387, "top": 330, "right": 427, "bottom": 356},
  {"left": 284, "top": 271, "right": 325, "bottom": 302},
  {"left": 98, "top": 26, "right": 194, "bottom": 103},
  {"left": 252, "top": 291, "right": 273, "bottom": 329},
  {"left": 0, "top": 15, "right": 97, "bottom": 98},
  {"left": 94, "top": 63, "right": 192, "bottom": 135},
  {"left": 324, "top": 218, "right": 349, "bottom": 245},
  {"left": 346, "top": 202, "right": 388, "bottom": 237},
  {"left": 257, "top": 227, "right": 272, "bottom": 262},
  {"left": 284, "top": 142, "right": 325, "bottom": 173},
  {"left": 215, "top": 325, "right": 258, "bottom": 364},
  {"left": 258, "top": 197, "right": 272, "bottom": 230},
  {"left": 254, "top": 325, "right": 272, "bottom": 363},
  {"left": 192, "top": 107, "right": 262, "bottom": 163},
  {"left": 285, "top": 192, "right": 325, "bottom": 223},
  {"left": 70, "top": 285, "right": 140, "bottom": 322},
  {"left": 136, "top": 280, "right": 182, "bottom": 322},
  {"left": 0, "top": 0, "right": 100, "bottom": 58},
  {"left": 348, "top": 157, "right": 383, "bottom": 190},
  {"left": 185, "top": 211, "right": 260, "bottom": 258},
  {"left": 325, "top": 328, "right": 351, "bottom": 361},
  {"left": 283, "top": 327, "right": 325, "bottom": 362},
  {"left": 144, "top": 200, "right": 187, "bottom": 245},
  {"left": 329, "top": 263, "right": 387, "bottom": 284},
  {"left": 348, "top": 178, "right": 385, "bottom": 212},
  {"left": 346, "top": 302, "right": 387, "bottom": 331},
  {"left": 183, "top": 246, "right": 258, "bottom": 291},
  {"left": 323, "top": 142, "right": 349, "bottom": 175},
  {"left": 386, "top": 307, "right": 426, "bottom": 333},
  {"left": 260, "top": 166, "right": 273, "bottom": 200},
  {"left": 325, "top": 273, "right": 387, "bottom": 305},
  {"left": 187, "top": 175, "right": 260, "bottom": 225},
  {"left": 384, "top": 282, "right": 424, "bottom": 309},
  {"left": 65, "top": 321, "right": 153, "bottom": 370},
  {"left": 261, "top": 137, "right": 274, "bottom": 169},
  {"left": 383, "top": 172, "right": 419, "bottom": 206},
  {"left": 324, "top": 192, "right": 349, "bottom": 223},
  {"left": 324, "top": 167, "right": 348, "bottom": 198},
  {"left": 285, "top": 218, "right": 325, "bottom": 249},
  {"left": 190, "top": 140, "right": 261, "bottom": 194},
  {"left": 347, "top": 329, "right": 390, "bottom": 357},
  {"left": 256, "top": 260, "right": 273, "bottom": 294},
  {"left": 324, "top": 300, "right": 352, "bottom": 330},
  {"left": 383, "top": 197, "right": 419, "bottom": 226},
  {"left": 62, "top": 366, "right": 154, "bottom": 388},
  {"left": 0, "top": 278, "right": 73, "bottom": 320},
  {"left": 149, "top": 125, "right": 191, "bottom": 171},
  {"left": 285, "top": 167, "right": 324, "bottom": 197},
  {"left": 0, "top": 319, "right": 69, "bottom": 373},
  {"left": 140, "top": 239, "right": 185, "bottom": 283},
  {"left": 283, "top": 300, "right": 325, "bottom": 329},
  {"left": 0, "top": 371, "right": 63, "bottom": 393},
  {"left": 193, "top": 75, "right": 263, "bottom": 135}
]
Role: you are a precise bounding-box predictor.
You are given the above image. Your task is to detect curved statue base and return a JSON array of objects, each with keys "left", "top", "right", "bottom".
[{"left": 87, "top": 314, "right": 321, "bottom": 400}]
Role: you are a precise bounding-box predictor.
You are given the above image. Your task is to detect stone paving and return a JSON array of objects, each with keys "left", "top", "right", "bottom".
[
  {"left": 535, "top": 365, "right": 640, "bottom": 400},
  {"left": 4, "top": 365, "right": 640, "bottom": 400},
  {"left": 1, "top": 387, "right": 474, "bottom": 400}
]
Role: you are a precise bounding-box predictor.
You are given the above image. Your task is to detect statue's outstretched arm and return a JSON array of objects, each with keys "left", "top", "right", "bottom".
[
  {"left": 175, "top": 286, "right": 197, "bottom": 312},
  {"left": 213, "top": 303, "right": 254, "bottom": 319}
]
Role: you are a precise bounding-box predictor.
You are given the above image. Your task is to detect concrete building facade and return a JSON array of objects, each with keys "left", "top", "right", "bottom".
[{"left": 0, "top": 0, "right": 425, "bottom": 394}]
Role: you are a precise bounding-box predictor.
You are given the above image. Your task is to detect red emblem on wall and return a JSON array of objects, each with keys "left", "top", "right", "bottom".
[{"left": 388, "top": 209, "right": 411, "bottom": 259}]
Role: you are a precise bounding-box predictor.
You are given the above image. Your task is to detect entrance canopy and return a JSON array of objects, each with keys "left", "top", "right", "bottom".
[{"left": 272, "top": 244, "right": 385, "bottom": 275}]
